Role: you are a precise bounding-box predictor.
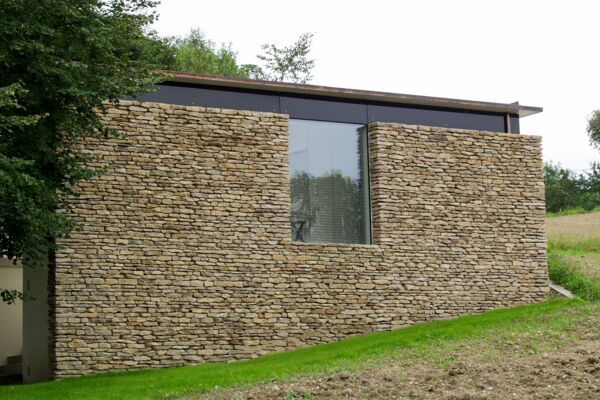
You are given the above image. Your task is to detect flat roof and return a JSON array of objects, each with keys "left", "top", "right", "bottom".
[{"left": 166, "top": 72, "right": 542, "bottom": 118}]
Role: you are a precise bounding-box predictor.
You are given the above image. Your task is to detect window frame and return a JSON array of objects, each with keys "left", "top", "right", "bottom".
[{"left": 288, "top": 118, "right": 373, "bottom": 245}]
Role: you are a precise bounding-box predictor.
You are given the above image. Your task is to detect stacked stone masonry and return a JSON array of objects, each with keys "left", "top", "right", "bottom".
[{"left": 52, "top": 101, "right": 548, "bottom": 377}]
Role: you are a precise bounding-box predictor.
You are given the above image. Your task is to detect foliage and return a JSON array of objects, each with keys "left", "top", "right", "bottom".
[
  {"left": 543, "top": 161, "right": 600, "bottom": 213},
  {"left": 166, "top": 30, "right": 316, "bottom": 84},
  {"left": 0, "top": 289, "right": 24, "bottom": 305},
  {"left": 168, "top": 29, "right": 251, "bottom": 77},
  {"left": 546, "top": 206, "right": 600, "bottom": 218},
  {"left": 587, "top": 110, "right": 600, "bottom": 150},
  {"left": 543, "top": 162, "right": 581, "bottom": 212},
  {"left": 252, "top": 33, "right": 315, "bottom": 83},
  {"left": 0, "top": 0, "right": 168, "bottom": 303},
  {"left": 0, "top": 298, "right": 581, "bottom": 399},
  {"left": 285, "top": 390, "right": 316, "bottom": 400},
  {"left": 547, "top": 254, "right": 600, "bottom": 301}
]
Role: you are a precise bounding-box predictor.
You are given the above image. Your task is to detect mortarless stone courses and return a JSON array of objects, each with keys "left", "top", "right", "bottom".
[{"left": 51, "top": 100, "right": 548, "bottom": 378}]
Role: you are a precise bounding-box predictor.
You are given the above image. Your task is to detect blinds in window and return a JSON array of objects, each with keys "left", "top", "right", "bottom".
[{"left": 289, "top": 120, "right": 371, "bottom": 244}]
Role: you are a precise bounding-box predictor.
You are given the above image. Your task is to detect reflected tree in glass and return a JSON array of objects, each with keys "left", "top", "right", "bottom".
[{"left": 289, "top": 119, "right": 371, "bottom": 244}]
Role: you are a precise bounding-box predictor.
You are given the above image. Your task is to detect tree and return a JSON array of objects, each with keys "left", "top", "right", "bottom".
[
  {"left": 252, "top": 33, "right": 316, "bottom": 83},
  {"left": 543, "top": 162, "right": 582, "bottom": 212},
  {"left": 543, "top": 161, "right": 600, "bottom": 213},
  {"left": 0, "top": 0, "right": 169, "bottom": 303},
  {"left": 167, "top": 30, "right": 316, "bottom": 84},
  {"left": 587, "top": 110, "right": 600, "bottom": 150},
  {"left": 169, "top": 29, "right": 251, "bottom": 77}
]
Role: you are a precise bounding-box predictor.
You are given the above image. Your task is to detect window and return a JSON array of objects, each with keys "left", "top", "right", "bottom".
[{"left": 289, "top": 119, "right": 371, "bottom": 244}]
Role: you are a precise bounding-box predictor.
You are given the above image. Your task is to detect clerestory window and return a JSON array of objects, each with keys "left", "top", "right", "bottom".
[{"left": 289, "top": 119, "right": 371, "bottom": 244}]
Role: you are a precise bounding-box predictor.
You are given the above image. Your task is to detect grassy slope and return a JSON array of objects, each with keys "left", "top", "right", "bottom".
[
  {"left": 0, "top": 299, "right": 582, "bottom": 400},
  {"left": 546, "top": 211, "right": 600, "bottom": 301},
  {"left": 548, "top": 254, "right": 600, "bottom": 301}
]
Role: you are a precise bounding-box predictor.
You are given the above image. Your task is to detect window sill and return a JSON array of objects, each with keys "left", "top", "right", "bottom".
[{"left": 282, "top": 240, "right": 380, "bottom": 250}]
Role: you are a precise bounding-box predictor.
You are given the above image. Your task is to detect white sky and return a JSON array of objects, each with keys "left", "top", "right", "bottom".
[{"left": 153, "top": 0, "right": 600, "bottom": 171}]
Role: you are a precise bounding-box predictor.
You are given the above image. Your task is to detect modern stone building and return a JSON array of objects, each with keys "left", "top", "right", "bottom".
[{"left": 21, "top": 73, "right": 548, "bottom": 381}]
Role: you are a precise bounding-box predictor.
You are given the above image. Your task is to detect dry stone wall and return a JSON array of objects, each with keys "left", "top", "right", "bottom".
[{"left": 52, "top": 101, "right": 548, "bottom": 378}]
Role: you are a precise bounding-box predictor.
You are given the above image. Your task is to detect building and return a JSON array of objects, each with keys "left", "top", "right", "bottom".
[{"left": 18, "top": 73, "right": 548, "bottom": 381}]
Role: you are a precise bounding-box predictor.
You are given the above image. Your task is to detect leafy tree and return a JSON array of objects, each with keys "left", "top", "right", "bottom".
[
  {"left": 585, "top": 162, "right": 600, "bottom": 193},
  {"left": 543, "top": 162, "right": 582, "bottom": 212},
  {"left": 543, "top": 161, "right": 600, "bottom": 213},
  {"left": 587, "top": 110, "right": 600, "bottom": 150},
  {"left": 0, "top": 0, "right": 169, "bottom": 303},
  {"left": 252, "top": 33, "right": 316, "bottom": 83},
  {"left": 168, "top": 30, "right": 316, "bottom": 84},
  {"left": 169, "top": 29, "right": 252, "bottom": 77}
]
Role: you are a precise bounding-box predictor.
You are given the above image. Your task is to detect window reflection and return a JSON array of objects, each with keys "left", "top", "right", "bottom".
[{"left": 289, "top": 119, "right": 371, "bottom": 244}]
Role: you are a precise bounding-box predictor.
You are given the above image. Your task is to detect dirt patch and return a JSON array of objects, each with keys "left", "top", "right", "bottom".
[{"left": 198, "top": 312, "right": 600, "bottom": 400}]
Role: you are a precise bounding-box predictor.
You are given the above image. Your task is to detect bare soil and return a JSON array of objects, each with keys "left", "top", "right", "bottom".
[{"left": 198, "top": 310, "right": 600, "bottom": 400}]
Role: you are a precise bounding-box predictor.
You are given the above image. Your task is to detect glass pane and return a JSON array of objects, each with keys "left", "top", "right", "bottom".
[{"left": 289, "top": 119, "right": 371, "bottom": 244}]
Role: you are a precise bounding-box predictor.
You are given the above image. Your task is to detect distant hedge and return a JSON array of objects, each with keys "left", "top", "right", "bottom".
[{"left": 544, "top": 162, "right": 600, "bottom": 213}]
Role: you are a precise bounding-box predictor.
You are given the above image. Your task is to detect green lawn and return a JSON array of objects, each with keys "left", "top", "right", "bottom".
[{"left": 0, "top": 298, "right": 588, "bottom": 400}]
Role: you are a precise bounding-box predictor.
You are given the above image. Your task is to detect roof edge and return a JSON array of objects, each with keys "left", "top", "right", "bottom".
[{"left": 163, "top": 71, "right": 543, "bottom": 118}]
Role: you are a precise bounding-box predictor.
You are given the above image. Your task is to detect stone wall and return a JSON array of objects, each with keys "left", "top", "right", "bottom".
[{"left": 52, "top": 101, "right": 548, "bottom": 378}]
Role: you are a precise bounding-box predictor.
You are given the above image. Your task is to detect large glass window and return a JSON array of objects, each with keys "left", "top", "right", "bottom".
[{"left": 289, "top": 119, "right": 371, "bottom": 244}]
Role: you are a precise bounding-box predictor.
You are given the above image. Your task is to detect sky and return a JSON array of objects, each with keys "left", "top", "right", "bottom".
[{"left": 152, "top": 0, "right": 600, "bottom": 172}]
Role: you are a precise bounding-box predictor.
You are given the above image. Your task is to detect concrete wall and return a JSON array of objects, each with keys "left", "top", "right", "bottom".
[
  {"left": 0, "top": 259, "right": 22, "bottom": 367},
  {"left": 52, "top": 101, "right": 548, "bottom": 378},
  {"left": 22, "top": 261, "right": 50, "bottom": 383}
]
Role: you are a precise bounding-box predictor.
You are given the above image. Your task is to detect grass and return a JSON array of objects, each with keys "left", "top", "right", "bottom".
[
  {"left": 548, "top": 253, "right": 600, "bottom": 301},
  {"left": 546, "top": 210, "right": 600, "bottom": 283},
  {"left": 546, "top": 206, "right": 600, "bottom": 218},
  {"left": 0, "top": 298, "right": 584, "bottom": 400},
  {"left": 547, "top": 236, "right": 600, "bottom": 254},
  {"left": 546, "top": 210, "right": 600, "bottom": 300},
  {"left": 545, "top": 211, "right": 600, "bottom": 241}
]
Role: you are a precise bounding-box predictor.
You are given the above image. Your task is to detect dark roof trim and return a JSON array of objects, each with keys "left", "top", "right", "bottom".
[{"left": 165, "top": 72, "right": 542, "bottom": 118}]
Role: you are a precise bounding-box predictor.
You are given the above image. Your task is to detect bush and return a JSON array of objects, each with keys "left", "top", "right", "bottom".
[{"left": 544, "top": 162, "right": 600, "bottom": 213}]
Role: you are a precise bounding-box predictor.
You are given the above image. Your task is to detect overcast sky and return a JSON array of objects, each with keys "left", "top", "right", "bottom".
[{"left": 153, "top": 0, "right": 600, "bottom": 171}]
